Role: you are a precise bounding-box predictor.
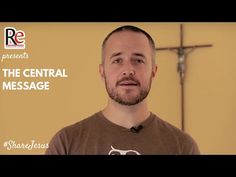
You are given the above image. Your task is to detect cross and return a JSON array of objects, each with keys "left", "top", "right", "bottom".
[{"left": 156, "top": 24, "right": 213, "bottom": 131}]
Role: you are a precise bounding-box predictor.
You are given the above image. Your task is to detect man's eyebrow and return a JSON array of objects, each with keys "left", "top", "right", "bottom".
[
  {"left": 132, "top": 53, "right": 146, "bottom": 59},
  {"left": 110, "top": 52, "right": 123, "bottom": 59}
]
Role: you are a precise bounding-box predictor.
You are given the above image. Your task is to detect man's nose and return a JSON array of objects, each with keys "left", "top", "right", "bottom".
[{"left": 122, "top": 67, "right": 135, "bottom": 76}]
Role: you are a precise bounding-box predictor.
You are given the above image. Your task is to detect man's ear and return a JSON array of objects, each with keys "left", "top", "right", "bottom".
[
  {"left": 99, "top": 64, "right": 105, "bottom": 81},
  {"left": 152, "top": 65, "right": 158, "bottom": 78}
]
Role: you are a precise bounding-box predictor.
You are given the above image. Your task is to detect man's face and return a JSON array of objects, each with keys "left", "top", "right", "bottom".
[{"left": 100, "top": 31, "right": 157, "bottom": 106}]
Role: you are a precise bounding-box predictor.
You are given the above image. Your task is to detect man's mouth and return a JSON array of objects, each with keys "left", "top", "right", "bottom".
[{"left": 118, "top": 81, "right": 139, "bottom": 87}]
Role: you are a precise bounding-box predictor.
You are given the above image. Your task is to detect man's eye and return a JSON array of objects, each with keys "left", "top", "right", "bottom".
[
  {"left": 112, "top": 59, "right": 122, "bottom": 64},
  {"left": 135, "top": 59, "right": 144, "bottom": 64}
]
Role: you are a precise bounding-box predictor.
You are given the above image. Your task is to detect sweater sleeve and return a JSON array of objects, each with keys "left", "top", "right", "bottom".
[
  {"left": 45, "top": 129, "right": 68, "bottom": 155},
  {"left": 180, "top": 133, "right": 200, "bottom": 155}
]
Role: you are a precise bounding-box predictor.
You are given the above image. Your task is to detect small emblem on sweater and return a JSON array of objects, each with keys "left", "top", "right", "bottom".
[{"left": 108, "top": 145, "right": 141, "bottom": 155}]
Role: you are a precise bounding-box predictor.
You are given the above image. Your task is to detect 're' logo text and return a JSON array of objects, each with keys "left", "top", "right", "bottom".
[{"left": 4, "top": 27, "right": 26, "bottom": 49}]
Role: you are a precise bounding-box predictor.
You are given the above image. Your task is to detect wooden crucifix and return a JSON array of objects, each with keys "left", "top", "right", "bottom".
[{"left": 156, "top": 24, "right": 213, "bottom": 131}]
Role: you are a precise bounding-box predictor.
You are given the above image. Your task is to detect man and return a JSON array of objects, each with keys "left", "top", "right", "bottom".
[{"left": 46, "top": 25, "right": 200, "bottom": 155}]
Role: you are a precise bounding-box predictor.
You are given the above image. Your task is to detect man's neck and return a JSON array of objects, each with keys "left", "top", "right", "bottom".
[{"left": 102, "top": 99, "right": 150, "bottom": 129}]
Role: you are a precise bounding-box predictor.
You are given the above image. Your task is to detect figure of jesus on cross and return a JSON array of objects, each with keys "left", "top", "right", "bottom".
[{"left": 156, "top": 24, "right": 213, "bottom": 131}]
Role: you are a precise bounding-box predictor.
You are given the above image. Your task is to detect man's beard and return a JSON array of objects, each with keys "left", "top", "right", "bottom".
[{"left": 104, "top": 75, "right": 152, "bottom": 106}]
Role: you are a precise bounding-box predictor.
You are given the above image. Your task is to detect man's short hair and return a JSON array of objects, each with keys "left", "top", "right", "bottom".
[{"left": 101, "top": 25, "right": 156, "bottom": 65}]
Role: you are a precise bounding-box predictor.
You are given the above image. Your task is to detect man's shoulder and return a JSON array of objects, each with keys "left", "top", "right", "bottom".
[
  {"left": 45, "top": 112, "right": 101, "bottom": 154},
  {"left": 151, "top": 113, "right": 182, "bottom": 133},
  {"left": 60, "top": 111, "right": 101, "bottom": 134},
  {"left": 152, "top": 113, "right": 191, "bottom": 138},
  {"left": 151, "top": 113, "right": 200, "bottom": 154}
]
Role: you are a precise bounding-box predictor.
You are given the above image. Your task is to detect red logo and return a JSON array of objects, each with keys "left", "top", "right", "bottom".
[{"left": 4, "top": 27, "right": 26, "bottom": 49}]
